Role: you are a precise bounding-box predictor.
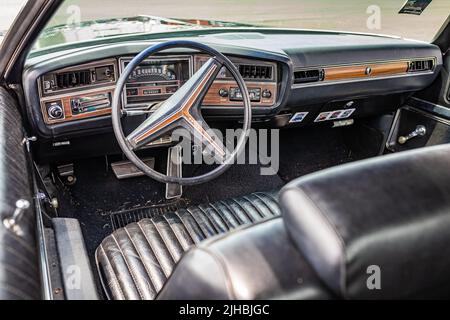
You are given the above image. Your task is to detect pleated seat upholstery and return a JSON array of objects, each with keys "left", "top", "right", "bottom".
[{"left": 95, "top": 191, "right": 280, "bottom": 300}]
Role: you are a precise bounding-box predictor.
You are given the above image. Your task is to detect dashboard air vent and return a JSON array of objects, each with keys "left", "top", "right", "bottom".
[
  {"left": 55, "top": 70, "right": 92, "bottom": 89},
  {"left": 293, "top": 68, "right": 325, "bottom": 84},
  {"left": 408, "top": 59, "right": 434, "bottom": 73},
  {"left": 41, "top": 62, "right": 116, "bottom": 96},
  {"left": 238, "top": 64, "right": 272, "bottom": 80}
]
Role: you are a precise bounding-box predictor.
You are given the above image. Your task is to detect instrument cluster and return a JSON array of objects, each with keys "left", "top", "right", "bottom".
[{"left": 120, "top": 56, "right": 192, "bottom": 108}]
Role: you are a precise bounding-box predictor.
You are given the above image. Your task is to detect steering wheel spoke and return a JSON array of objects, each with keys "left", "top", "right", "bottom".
[
  {"left": 185, "top": 114, "right": 229, "bottom": 163},
  {"left": 126, "top": 57, "right": 222, "bottom": 149}
]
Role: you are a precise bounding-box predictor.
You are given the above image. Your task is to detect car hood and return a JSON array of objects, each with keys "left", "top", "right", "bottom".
[{"left": 34, "top": 15, "right": 254, "bottom": 49}]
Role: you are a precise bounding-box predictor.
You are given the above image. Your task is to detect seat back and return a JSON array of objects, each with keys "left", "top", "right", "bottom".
[{"left": 281, "top": 144, "right": 450, "bottom": 299}]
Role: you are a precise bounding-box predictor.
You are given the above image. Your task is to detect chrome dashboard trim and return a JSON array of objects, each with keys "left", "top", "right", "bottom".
[
  {"left": 40, "top": 85, "right": 117, "bottom": 102},
  {"left": 408, "top": 97, "right": 450, "bottom": 120}
]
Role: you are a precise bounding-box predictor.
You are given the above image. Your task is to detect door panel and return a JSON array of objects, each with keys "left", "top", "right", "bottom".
[{"left": 0, "top": 87, "right": 40, "bottom": 299}]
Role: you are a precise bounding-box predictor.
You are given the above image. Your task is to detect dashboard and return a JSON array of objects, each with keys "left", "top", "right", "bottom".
[
  {"left": 22, "top": 30, "right": 443, "bottom": 161},
  {"left": 37, "top": 54, "right": 278, "bottom": 126}
]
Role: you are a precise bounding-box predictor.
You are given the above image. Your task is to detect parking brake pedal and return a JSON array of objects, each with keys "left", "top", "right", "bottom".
[{"left": 166, "top": 146, "right": 183, "bottom": 200}]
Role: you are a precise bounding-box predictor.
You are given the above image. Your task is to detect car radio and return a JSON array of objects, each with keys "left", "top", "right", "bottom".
[{"left": 70, "top": 93, "right": 111, "bottom": 115}]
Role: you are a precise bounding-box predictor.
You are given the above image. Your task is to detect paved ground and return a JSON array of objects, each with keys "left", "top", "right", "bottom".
[{"left": 1, "top": 0, "right": 449, "bottom": 42}]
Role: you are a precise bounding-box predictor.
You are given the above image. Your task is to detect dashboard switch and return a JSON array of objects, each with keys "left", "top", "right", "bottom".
[
  {"left": 46, "top": 101, "right": 64, "bottom": 120},
  {"left": 219, "top": 88, "right": 229, "bottom": 98},
  {"left": 262, "top": 89, "right": 272, "bottom": 99},
  {"left": 43, "top": 81, "right": 52, "bottom": 90},
  {"left": 230, "top": 87, "right": 261, "bottom": 102}
]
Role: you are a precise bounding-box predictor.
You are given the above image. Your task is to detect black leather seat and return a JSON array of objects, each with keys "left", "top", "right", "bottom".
[
  {"left": 156, "top": 218, "right": 333, "bottom": 300},
  {"left": 96, "top": 191, "right": 281, "bottom": 300},
  {"left": 281, "top": 144, "right": 450, "bottom": 299}
]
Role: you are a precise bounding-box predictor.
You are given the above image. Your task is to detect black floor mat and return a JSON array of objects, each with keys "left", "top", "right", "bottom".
[
  {"left": 182, "top": 164, "right": 284, "bottom": 205},
  {"left": 277, "top": 126, "right": 363, "bottom": 181},
  {"left": 56, "top": 158, "right": 284, "bottom": 259}
]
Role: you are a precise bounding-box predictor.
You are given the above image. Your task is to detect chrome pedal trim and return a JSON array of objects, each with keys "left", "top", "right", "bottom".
[{"left": 111, "top": 157, "right": 155, "bottom": 179}]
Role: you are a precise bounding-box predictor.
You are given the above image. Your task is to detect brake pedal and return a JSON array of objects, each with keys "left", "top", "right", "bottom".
[
  {"left": 111, "top": 157, "right": 155, "bottom": 179},
  {"left": 166, "top": 146, "right": 183, "bottom": 200}
]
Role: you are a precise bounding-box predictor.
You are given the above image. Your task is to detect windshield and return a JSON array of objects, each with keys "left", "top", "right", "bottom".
[{"left": 32, "top": 0, "right": 450, "bottom": 51}]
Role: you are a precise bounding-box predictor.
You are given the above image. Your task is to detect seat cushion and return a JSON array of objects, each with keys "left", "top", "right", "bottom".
[
  {"left": 95, "top": 191, "right": 280, "bottom": 300},
  {"left": 157, "top": 218, "right": 334, "bottom": 300}
]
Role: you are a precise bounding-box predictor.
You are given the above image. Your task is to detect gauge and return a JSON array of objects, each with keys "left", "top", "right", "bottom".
[
  {"left": 121, "top": 56, "right": 191, "bottom": 108},
  {"left": 128, "top": 64, "right": 177, "bottom": 82}
]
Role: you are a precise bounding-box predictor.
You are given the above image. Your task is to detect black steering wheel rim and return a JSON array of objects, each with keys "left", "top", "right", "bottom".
[{"left": 111, "top": 40, "right": 252, "bottom": 185}]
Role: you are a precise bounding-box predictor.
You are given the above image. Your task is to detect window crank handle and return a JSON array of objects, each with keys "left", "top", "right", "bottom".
[{"left": 398, "top": 125, "right": 426, "bottom": 145}]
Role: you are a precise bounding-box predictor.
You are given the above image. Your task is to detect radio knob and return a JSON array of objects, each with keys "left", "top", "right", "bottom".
[
  {"left": 262, "top": 89, "right": 272, "bottom": 99},
  {"left": 218, "top": 88, "right": 229, "bottom": 98},
  {"left": 48, "top": 104, "right": 64, "bottom": 119}
]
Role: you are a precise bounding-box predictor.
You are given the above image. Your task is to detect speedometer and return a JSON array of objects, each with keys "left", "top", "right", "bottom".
[
  {"left": 120, "top": 56, "right": 191, "bottom": 108},
  {"left": 128, "top": 64, "right": 177, "bottom": 82}
]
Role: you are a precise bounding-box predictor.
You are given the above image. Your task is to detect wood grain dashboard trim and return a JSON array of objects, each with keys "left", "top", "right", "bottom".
[
  {"left": 41, "top": 79, "right": 278, "bottom": 124},
  {"left": 40, "top": 86, "right": 115, "bottom": 124},
  {"left": 292, "top": 57, "right": 437, "bottom": 88},
  {"left": 202, "top": 81, "right": 277, "bottom": 107},
  {"left": 324, "top": 61, "right": 409, "bottom": 81}
]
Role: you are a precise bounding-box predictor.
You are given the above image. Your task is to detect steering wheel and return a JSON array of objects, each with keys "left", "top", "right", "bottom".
[{"left": 111, "top": 41, "right": 252, "bottom": 185}]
